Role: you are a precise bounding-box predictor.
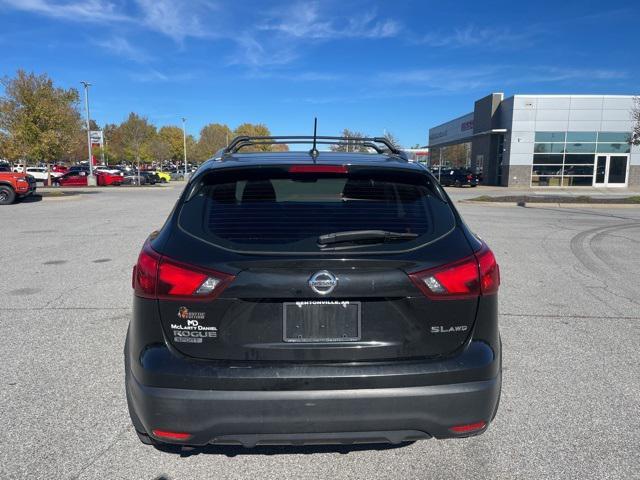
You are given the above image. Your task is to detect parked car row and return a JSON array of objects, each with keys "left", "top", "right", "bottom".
[{"left": 52, "top": 165, "right": 174, "bottom": 187}]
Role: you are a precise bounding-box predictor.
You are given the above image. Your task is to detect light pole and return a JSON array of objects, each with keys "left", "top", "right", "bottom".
[
  {"left": 181, "top": 117, "right": 187, "bottom": 179},
  {"left": 80, "top": 81, "right": 96, "bottom": 186}
]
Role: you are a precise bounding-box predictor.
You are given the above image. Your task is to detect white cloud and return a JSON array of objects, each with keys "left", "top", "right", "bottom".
[
  {"left": 228, "top": 34, "right": 299, "bottom": 67},
  {"left": 0, "top": 0, "right": 130, "bottom": 23},
  {"left": 94, "top": 36, "right": 150, "bottom": 62},
  {"left": 376, "top": 66, "right": 628, "bottom": 94},
  {"left": 259, "top": 2, "right": 400, "bottom": 40},
  {"left": 133, "top": 0, "right": 218, "bottom": 42},
  {"left": 129, "top": 69, "right": 195, "bottom": 83},
  {"left": 414, "top": 25, "right": 532, "bottom": 49}
]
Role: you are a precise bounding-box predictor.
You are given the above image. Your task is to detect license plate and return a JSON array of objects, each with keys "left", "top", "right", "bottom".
[{"left": 283, "top": 301, "right": 361, "bottom": 343}]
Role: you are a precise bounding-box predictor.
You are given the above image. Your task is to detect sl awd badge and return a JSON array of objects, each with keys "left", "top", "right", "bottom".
[{"left": 308, "top": 270, "right": 338, "bottom": 295}]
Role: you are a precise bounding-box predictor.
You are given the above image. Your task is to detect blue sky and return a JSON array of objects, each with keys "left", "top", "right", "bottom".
[{"left": 1, "top": 0, "right": 638, "bottom": 147}]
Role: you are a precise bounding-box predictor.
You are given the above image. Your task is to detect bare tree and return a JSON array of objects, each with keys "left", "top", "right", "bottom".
[
  {"left": 632, "top": 96, "right": 640, "bottom": 146},
  {"left": 330, "top": 128, "right": 369, "bottom": 152}
]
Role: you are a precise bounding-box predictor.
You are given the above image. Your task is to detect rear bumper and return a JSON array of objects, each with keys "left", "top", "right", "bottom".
[{"left": 127, "top": 360, "right": 501, "bottom": 447}]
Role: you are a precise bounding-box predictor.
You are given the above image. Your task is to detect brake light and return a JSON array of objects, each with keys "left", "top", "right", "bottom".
[
  {"left": 152, "top": 429, "right": 192, "bottom": 441},
  {"left": 132, "top": 241, "right": 234, "bottom": 300},
  {"left": 467, "top": 174, "right": 473, "bottom": 180},
  {"left": 449, "top": 421, "right": 486, "bottom": 434},
  {"left": 289, "top": 165, "right": 348, "bottom": 174},
  {"left": 408, "top": 242, "right": 499, "bottom": 300}
]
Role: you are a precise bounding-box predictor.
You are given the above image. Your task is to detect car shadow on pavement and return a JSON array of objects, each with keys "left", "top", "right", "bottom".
[
  {"left": 17, "top": 194, "right": 43, "bottom": 203},
  {"left": 153, "top": 442, "right": 414, "bottom": 458}
]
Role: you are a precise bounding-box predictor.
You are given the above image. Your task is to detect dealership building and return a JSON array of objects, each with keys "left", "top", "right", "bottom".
[{"left": 428, "top": 93, "right": 639, "bottom": 187}]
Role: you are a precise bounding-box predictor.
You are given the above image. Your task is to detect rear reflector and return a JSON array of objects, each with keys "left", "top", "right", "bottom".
[
  {"left": 133, "top": 240, "right": 235, "bottom": 300},
  {"left": 449, "top": 421, "right": 486, "bottom": 434},
  {"left": 152, "top": 429, "right": 192, "bottom": 441},
  {"left": 289, "top": 165, "right": 348, "bottom": 174},
  {"left": 408, "top": 242, "right": 499, "bottom": 300}
]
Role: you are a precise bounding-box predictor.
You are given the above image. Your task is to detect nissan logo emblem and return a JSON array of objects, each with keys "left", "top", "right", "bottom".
[{"left": 308, "top": 270, "right": 338, "bottom": 295}]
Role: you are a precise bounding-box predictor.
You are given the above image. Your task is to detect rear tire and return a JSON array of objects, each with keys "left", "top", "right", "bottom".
[
  {"left": 0, "top": 185, "right": 16, "bottom": 205},
  {"left": 161, "top": 178, "right": 167, "bottom": 184}
]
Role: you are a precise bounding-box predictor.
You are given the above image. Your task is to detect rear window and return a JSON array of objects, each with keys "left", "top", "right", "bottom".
[{"left": 178, "top": 168, "right": 455, "bottom": 254}]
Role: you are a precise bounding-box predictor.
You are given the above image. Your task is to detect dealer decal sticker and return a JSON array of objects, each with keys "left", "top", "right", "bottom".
[{"left": 171, "top": 307, "right": 217, "bottom": 343}]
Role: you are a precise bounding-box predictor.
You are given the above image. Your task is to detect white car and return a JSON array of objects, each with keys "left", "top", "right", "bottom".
[
  {"left": 94, "top": 166, "right": 124, "bottom": 176},
  {"left": 24, "top": 167, "right": 63, "bottom": 183}
]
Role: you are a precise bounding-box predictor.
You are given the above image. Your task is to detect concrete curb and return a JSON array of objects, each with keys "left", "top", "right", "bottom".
[{"left": 459, "top": 200, "right": 640, "bottom": 209}]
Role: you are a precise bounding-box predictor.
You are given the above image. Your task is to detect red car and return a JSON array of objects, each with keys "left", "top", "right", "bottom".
[
  {"left": 56, "top": 171, "right": 123, "bottom": 187},
  {"left": 52, "top": 165, "right": 69, "bottom": 173}
]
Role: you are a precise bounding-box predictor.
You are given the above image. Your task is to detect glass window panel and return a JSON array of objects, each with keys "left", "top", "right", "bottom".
[
  {"left": 596, "top": 143, "right": 630, "bottom": 153},
  {"left": 565, "top": 142, "right": 596, "bottom": 153},
  {"left": 533, "top": 154, "right": 564, "bottom": 165},
  {"left": 597, "top": 132, "right": 631, "bottom": 143},
  {"left": 562, "top": 165, "right": 594, "bottom": 175},
  {"left": 566, "top": 132, "right": 597, "bottom": 142},
  {"left": 607, "top": 156, "right": 628, "bottom": 184},
  {"left": 532, "top": 165, "right": 563, "bottom": 176},
  {"left": 531, "top": 175, "right": 562, "bottom": 187},
  {"left": 562, "top": 176, "right": 593, "bottom": 187},
  {"left": 535, "top": 132, "right": 566, "bottom": 142},
  {"left": 564, "top": 154, "right": 595, "bottom": 165},
  {"left": 534, "top": 143, "right": 565, "bottom": 153}
]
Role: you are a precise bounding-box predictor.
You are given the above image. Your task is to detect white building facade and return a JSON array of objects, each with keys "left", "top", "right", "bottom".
[{"left": 429, "top": 93, "right": 639, "bottom": 187}]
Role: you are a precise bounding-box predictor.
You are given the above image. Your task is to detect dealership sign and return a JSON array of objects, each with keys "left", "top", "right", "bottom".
[{"left": 429, "top": 112, "right": 474, "bottom": 146}]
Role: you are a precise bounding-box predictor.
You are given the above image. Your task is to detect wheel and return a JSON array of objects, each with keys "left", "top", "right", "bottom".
[
  {"left": 0, "top": 185, "right": 16, "bottom": 205},
  {"left": 160, "top": 177, "right": 167, "bottom": 184}
]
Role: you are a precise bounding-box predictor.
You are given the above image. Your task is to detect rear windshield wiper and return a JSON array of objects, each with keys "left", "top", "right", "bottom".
[{"left": 318, "top": 230, "right": 418, "bottom": 246}]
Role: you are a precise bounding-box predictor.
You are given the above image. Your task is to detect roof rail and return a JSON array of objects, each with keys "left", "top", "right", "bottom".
[{"left": 220, "top": 135, "right": 407, "bottom": 158}]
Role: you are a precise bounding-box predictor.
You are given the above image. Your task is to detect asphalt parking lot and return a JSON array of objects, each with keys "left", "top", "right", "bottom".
[{"left": 1, "top": 186, "right": 639, "bottom": 480}]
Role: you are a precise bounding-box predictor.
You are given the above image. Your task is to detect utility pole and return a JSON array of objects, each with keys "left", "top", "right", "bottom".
[
  {"left": 80, "top": 81, "right": 96, "bottom": 186},
  {"left": 182, "top": 117, "right": 187, "bottom": 179}
]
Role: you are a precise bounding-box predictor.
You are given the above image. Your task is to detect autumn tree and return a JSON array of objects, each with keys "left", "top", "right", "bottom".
[
  {"left": 0, "top": 70, "right": 82, "bottom": 177},
  {"left": 197, "top": 123, "right": 232, "bottom": 158}
]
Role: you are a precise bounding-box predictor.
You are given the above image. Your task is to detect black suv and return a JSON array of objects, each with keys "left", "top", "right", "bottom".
[
  {"left": 437, "top": 168, "right": 479, "bottom": 187},
  {"left": 125, "top": 135, "right": 501, "bottom": 448}
]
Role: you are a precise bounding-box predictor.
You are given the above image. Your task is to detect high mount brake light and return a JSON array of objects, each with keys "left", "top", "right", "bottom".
[
  {"left": 408, "top": 242, "right": 499, "bottom": 300},
  {"left": 289, "top": 165, "right": 348, "bottom": 174},
  {"left": 132, "top": 241, "right": 234, "bottom": 300}
]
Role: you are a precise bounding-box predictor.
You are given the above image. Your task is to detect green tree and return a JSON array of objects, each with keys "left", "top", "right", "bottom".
[
  {"left": 0, "top": 70, "right": 81, "bottom": 176},
  {"left": 197, "top": 123, "right": 232, "bottom": 158},
  {"left": 119, "top": 113, "right": 156, "bottom": 184}
]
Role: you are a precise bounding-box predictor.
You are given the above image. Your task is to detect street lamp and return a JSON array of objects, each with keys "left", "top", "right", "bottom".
[
  {"left": 181, "top": 117, "right": 187, "bottom": 179},
  {"left": 80, "top": 81, "right": 96, "bottom": 186}
]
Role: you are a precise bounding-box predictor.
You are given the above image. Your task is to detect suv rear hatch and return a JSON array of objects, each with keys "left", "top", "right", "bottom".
[{"left": 137, "top": 164, "right": 494, "bottom": 362}]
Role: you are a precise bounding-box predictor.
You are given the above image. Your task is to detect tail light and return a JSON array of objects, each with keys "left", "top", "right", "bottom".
[
  {"left": 467, "top": 174, "right": 473, "bottom": 180},
  {"left": 408, "top": 242, "right": 499, "bottom": 300},
  {"left": 152, "top": 429, "right": 192, "bottom": 441},
  {"left": 132, "top": 241, "right": 234, "bottom": 300},
  {"left": 449, "top": 421, "right": 486, "bottom": 434}
]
